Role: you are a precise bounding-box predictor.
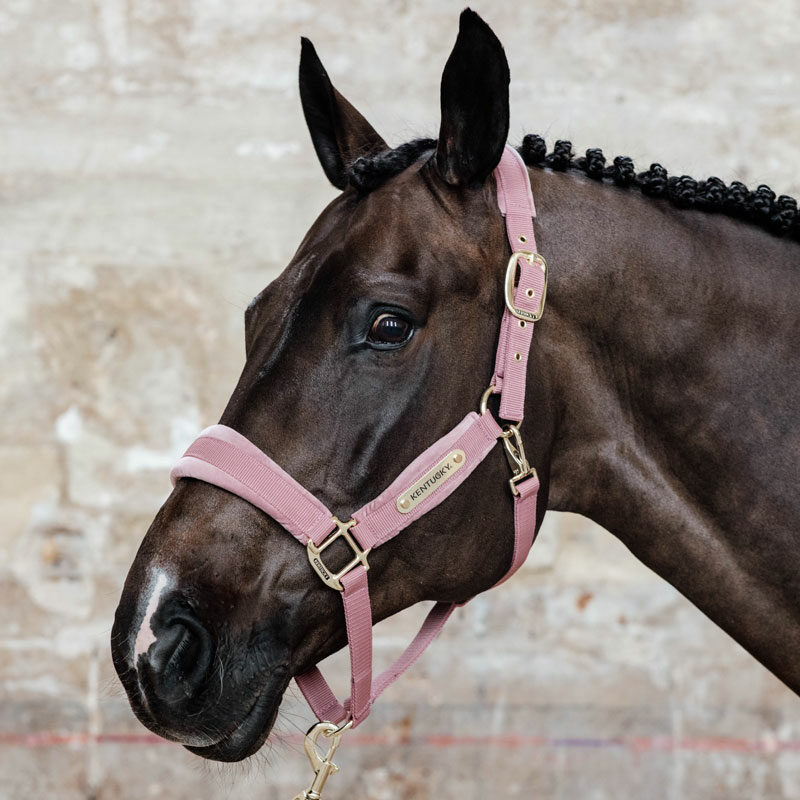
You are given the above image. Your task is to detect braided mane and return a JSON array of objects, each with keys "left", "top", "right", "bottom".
[{"left": 345, "top": 136, "right": 800, "bottom": 242}]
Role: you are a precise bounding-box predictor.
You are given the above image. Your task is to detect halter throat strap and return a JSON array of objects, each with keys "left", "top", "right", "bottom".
[{"left": 170, "top": 144, "right": 545, "bottom": 728}]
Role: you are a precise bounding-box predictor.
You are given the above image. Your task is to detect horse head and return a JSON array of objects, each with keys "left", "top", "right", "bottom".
[{"left": 111, "top": 10, "right": 553, "bottom": 762}]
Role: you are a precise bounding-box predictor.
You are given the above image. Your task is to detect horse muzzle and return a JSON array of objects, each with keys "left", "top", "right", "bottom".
[{"left": 111, "top": 573, "right": 291, "bottom": 760}]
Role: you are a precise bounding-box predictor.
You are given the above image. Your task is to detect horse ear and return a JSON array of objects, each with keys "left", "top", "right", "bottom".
[
  {"left": 299, "top": 37, "right": 388, "bottom": 190},
  {"left": 435, "top": 9, "right": 510, "bottom": 187}
]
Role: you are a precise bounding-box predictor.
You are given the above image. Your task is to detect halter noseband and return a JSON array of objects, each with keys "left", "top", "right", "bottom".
[{"left": 170, "top": 145, "right": 546, "bottom": 792}]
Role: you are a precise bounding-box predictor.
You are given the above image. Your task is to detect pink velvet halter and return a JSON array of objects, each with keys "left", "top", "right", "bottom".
[{"left": 170, "top": 145, "right": 546, "bottom": 730}]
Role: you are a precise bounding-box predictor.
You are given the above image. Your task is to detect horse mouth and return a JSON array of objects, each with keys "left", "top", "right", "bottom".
[{"left": 184, "top": 679, "right": 287, "bottom": 762}]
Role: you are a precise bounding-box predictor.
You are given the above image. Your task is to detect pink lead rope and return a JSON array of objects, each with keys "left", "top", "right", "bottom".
[{"left": 170, "top": 145, "right": 545, "bottom": 730}]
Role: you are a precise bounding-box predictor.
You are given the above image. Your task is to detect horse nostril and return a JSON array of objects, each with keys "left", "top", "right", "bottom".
[{"left": 143, "top": 609, "right": 215, "bottom": 705}]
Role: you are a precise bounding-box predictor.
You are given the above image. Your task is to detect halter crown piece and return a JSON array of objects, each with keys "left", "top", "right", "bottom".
[{"left": 170, "top": 145, "right": 546, "bottom": 799}]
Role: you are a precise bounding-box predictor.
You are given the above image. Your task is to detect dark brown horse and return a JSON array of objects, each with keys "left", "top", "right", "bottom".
[{"left": 112, "top": 8, "right": 800, "bottom": 768}]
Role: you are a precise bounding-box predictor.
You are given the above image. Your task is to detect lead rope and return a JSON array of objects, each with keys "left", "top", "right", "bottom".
[{"left": 169, "top": 145, "right": 546, "bottom": 800}]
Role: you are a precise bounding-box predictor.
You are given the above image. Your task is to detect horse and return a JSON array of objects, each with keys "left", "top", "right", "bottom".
[{"left": 111, "top": 5, "right": 800, "bottom": 778}]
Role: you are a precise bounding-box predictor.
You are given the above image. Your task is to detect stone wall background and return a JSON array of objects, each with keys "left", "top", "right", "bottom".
[{"left": 1, "top": 1, "right": 799, "bottom": 798}]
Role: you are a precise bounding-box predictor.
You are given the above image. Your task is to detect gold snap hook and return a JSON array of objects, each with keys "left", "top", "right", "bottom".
[
  {"left": 500, "top": 423, "right": 538, "bottom": 496},
  {"left": 292, "top": 720, "right": 352, "bottom": 800}
]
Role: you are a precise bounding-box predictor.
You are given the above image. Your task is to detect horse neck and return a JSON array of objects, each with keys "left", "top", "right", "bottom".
[{"left": 529, "top": 167, "right": 800, "bottom": 692}]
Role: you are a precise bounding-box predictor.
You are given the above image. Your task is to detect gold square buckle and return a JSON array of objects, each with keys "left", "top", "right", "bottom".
[
  {"left": 504, "top": 250, "right": 547, "bottom": 322},
  {"left": 306, "top": 517, "right": 371, "bottom": 591}
]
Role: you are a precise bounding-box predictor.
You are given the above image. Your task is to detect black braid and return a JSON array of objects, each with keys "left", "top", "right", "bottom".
[
  {"left": 639, "top": 163, "right": 669, "bottom": 196},
  {"left": 696, "top": 176, "right": 726, "bottom": 211},
  {"left": 347, "top": 138, "right": 436, "bottom": 193},
  {"left": 342, "top": 134, "right": 800, "bottom": 241},
  {"left": 611, "top": 155, "right": 636, "bottom": 186},
  {"left": 667, "top": 175, "right": 698, "bottom": 208},
  {"left": 577, "top": 147, "right": 606, "bottom": 180},
  {"left": 520, "top": 133, "right": 547, "bottom": 165},
  {"left": 724, "top": 181, "right": 749, "bottom": 217},
  {"left": 772, "top": 195, "right": 798, "bottom": 234},
  {"left": 517, "top": 137, "right": 800, "bottom": 241},
  {"left": 545, "top": 139, "right": 573, "bottom": 170}
]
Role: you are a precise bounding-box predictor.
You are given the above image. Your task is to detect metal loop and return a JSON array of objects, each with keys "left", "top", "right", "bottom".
[
  {"left": 306, "top": 518, "right": 371, "bottom": 592},
  {"left": 479, "top": 384, "right": 496, "bottom": 416}
]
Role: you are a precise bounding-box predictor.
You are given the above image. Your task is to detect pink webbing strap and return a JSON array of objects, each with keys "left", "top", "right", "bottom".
[
  {"left": 491, "top": 145, "right": 545, "bottom": 422},
  {"left": 351, "top": 411, "right": 501, "bottom": 550},
  {"left": 297, "top": 599, "right": 456, "bottom": 725},
  {"left": 494, "top": 472, "right": 540, "bottom": 586},
  {"left": 296, "top": 461, "right": 540, "bottom": 725},
  {"left": 170, "top": 425, "right": 336, "bottom": 547},
  {"left": 298, "top": 458, "right": 540, "bottom": 723}
]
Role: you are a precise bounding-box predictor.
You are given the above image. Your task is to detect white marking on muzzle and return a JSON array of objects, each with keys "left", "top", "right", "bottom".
[{"left": 133, "top": 572, "right": 169, "bottom": 665}]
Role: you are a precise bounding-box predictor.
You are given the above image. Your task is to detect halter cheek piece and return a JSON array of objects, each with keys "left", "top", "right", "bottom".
[{"left": 170, "top": 145, "right": 546, "bottom": 797}]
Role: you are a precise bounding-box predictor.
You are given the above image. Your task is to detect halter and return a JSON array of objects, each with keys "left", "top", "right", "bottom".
[{"left": 170, "top": 145, "right": 547, "bottom": 798}]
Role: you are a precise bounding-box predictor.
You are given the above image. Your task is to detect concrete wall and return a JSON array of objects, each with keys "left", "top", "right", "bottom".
[{"left": 2, "top": 1, "right": 799, "bottom": 798}]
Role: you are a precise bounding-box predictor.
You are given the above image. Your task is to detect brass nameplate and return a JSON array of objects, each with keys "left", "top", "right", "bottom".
[{"left": 395, "top": 450, "right": 466, "bottom": 514}]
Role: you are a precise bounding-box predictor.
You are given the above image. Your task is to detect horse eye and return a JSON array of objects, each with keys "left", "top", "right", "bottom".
[{"left": 368, "top": 313, "right": 413, "bottom": 346}]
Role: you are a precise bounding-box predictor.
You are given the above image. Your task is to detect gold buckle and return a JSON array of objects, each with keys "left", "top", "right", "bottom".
[
  {"left": 504, "top": 250, "right": 547, "bottom": 322},
  {"left": 500, "top": 424, "right": 538, "bottom": 496},
  {"left": 306, "top": 517, "right": 371, "bottom": 591}
]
